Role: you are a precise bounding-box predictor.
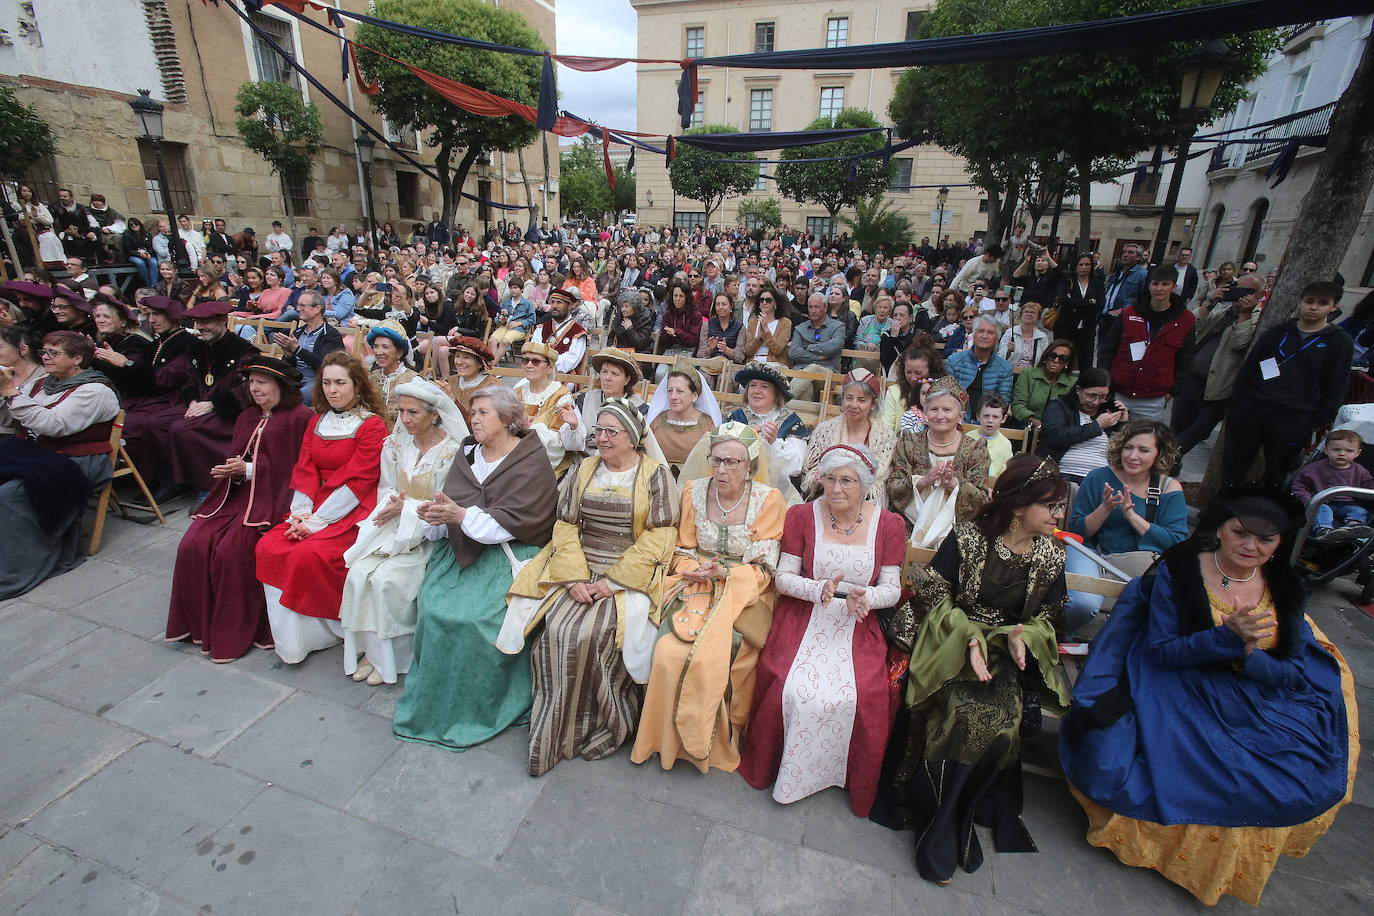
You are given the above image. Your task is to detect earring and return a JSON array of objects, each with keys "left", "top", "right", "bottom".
[{"left": 1009, "top": 518, "right": 1021, "bottom": 531}]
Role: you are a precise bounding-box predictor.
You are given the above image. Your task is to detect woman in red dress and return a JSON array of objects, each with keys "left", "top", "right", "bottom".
[
  {"left": 256, "top": 352, "right": 387, "bottom": 664},
  {"left": 166, "top": 356, "right": 314, "bottom": 661}
]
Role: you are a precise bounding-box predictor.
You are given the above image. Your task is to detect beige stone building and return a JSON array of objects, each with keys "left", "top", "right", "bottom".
[
  {"left": 629, "top": 0, "right": 984, "bottom": 241},
  {"left": 0, "top": 0, "right": 556, "bottom": 248}
]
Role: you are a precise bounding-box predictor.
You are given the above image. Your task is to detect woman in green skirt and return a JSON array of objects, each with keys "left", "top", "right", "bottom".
[{"left": 392, "top": 386, "right": 558, "bottom": 749}]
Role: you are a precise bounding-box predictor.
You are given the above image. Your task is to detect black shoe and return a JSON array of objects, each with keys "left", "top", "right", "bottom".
[{"left": 152, "top": 481, "right": 191, "bottom": 504}]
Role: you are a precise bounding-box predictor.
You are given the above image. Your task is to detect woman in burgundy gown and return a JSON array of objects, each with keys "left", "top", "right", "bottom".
[
  {"left": 165, "top": 356, "right": 314, "bottom": 662},
  {"left": 256, "top": 352, "right": 387, "bottom": 664}
]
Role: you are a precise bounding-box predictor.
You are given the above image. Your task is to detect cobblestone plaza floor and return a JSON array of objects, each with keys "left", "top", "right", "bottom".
[{"left": 0, "top": 499, "right": 1369, "bottom": 915}]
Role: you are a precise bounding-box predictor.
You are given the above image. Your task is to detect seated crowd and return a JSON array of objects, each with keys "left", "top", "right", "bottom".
[{"left": 0, "top": 212, "right": 1361, "bottom": 907}]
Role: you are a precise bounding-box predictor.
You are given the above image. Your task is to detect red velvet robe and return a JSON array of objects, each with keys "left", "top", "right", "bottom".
[
  {"left": 254, "top": 413, "right": 386, "bottom": 619},
  {"left": 166, "top": 403, "right": 314, "bottom": 662}
]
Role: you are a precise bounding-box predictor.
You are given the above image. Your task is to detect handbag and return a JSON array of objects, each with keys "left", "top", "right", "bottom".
[{"left": 1041, "top": 307, "right": 1060, "bottom": 330}]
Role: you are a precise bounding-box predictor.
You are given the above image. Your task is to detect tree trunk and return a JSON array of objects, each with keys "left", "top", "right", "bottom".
[
  {"left": 984, "top": 186, "right": 1003, "bottom": 248},
  {"left": 281, "top": 175, "right": 297, "bottom": 245},
  {"left": 447, "top": 146, "right": 481, "bottom": 231},
  {"left": 516, "top": 146, "right": 538, "bottom": 224},
  {"left": 1075, "top": 152, "right": 1093, "bottom": 253},
  {"left": 1199, "top": 32, "right": 1374, "bottom": 500},
  {"left": 436, "top": 138, "right": 456, "bottom": 231}
]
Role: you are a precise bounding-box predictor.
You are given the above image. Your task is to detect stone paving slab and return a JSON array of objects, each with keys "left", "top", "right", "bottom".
[
  {"left": 0, "top": 693, "right": 139, "bottom": 824},
  {"left": 26, "top": 741, "right": 263, "bottom": 885},
  {"left": 1, "top": 511, "right": 1371, "bottom": 915},
  {"left": 105, "top": 658, "right": 292, "bottom": 758}
]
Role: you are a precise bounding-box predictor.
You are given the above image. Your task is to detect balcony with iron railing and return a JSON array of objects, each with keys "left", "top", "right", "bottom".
[{"left": 1207, "top": 101, "right": 1336, "bottom": 172}]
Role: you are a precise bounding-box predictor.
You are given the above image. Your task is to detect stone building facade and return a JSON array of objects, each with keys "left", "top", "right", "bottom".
[{"left": 0, "top": 0, "right": 558, "bottom": 243}]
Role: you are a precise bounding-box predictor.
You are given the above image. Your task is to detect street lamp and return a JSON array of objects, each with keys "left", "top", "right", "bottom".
[
  {"left": 936, "top": 186, "right": 949, "bottom": 247},
  {"left": 355, "top": 134, "right": 378, "bottom": 253},
  {"left": 130, "top": 89, "right": 193, "bottom": 278},
  {"left": 1151, "top": 40, "right": 1233, "bottom": 269}
]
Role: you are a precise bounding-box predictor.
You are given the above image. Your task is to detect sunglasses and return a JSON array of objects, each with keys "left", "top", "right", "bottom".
[
  {"left": 1047, "top": 353, "right": 1071, "bottom": 362},
  {"left": 520, "top": 356, "right": 548, "bottom": 366}
]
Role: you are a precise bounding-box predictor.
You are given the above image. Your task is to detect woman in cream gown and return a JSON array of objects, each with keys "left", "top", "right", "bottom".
[{"left": 339, "top": 379, "right": 468, "bottom": 685}]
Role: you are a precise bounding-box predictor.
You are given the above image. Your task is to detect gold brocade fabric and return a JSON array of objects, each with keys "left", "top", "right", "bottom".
[
  {"left": 1206, "top": 585, "right": 1278, "bottom": 651},
  {"left": 1069, "top": 619, "right": 1360, "bottom": 907}
]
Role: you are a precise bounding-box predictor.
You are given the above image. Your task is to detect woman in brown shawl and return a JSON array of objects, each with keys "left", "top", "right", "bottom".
[
  {"left": 503, "top": 397, "right": 679, "bottom": 775},
  {"left": 392, "top": 385, "right": 558, "bottom": 749}
]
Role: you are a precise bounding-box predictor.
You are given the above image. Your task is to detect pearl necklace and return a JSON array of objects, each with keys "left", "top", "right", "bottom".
[
  {"left": 713, "top": 480, "right": 749, "bottom": 517},
  {"left": 1213, "top": 554, "right": 1258, "bottom": 589},
  {"left": 928, "top": 429, "right": 960, "bottom": 451}
]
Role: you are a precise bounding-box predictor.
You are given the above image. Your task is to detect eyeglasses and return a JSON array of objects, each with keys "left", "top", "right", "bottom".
[
  {"left": 590, "top": 425, "right": 624, "bottom": 438},
  {"left": 39, "top": 348, "right": 69, "bottom": 358},
  {"left": 758, "top": 295, "right": 775, "bottom": 302},
  {"left": 819, "top": 473, "right": 862, "bottom": 489},
  {"left": 520, "top": 356, "right": 548, "bottom": 366},
  {"left": 1036, "top": 501, "right": 1067, "bottom": 516},
  {"left": 707, "top": 455, "right": 745, "bottom": 469}
]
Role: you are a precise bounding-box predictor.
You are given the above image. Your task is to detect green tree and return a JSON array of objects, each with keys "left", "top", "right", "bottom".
[
  {"left": 839, "top": 196, "right": 912, "bottom": 256},
  {"left": 890, "top": 0, "right": 1275, "bottom": 247},
  {"left": 610, "top": 168, "right": 636, "bottom": 222},
  {"left": 774, "top": 109, "right": 893, "bottom": 223},
  {"left": 559, "top": 140, "right": 612, "bottom": 219},
  {"left": 737, "top": 197, "right": 783, "bottom": 229},
  {"left": 356, "top": 0, "right": 544, "bottom": 229},
  {"left": 668, "top": 125, "right": 758, "bottom": 226},
  {"left": 234, "top": 81, "right": 324, "bottom": 239},
  {"left": 0, "top": 85, "right": 58, "bottom": 181}
]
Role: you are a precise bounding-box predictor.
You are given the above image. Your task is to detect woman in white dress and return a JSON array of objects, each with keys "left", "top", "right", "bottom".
[
  {"left": 339, "top": 379, "right": 468, "bottom": 685},
  {"left": 885, "top": 377, "right": 990, "bottom": 548},
  {"left": 740, "top": 444, "right": 908, "bottom": 816},
  {"left": 16, "top": 184, "right": 66, "bottom": 267}
]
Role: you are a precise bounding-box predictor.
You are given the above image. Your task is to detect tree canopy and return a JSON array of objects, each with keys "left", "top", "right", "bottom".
[
  {"left": 774, "top": 109, "right": 893, "bottom": 221},
  {"left": 234, "top": 80, "right": 323, "bottom": 236},
  {"left": 840, "top": 196, "right": 912, "bottom": 256},
  {"left": 0, "top": 85, "right": 58, "bottom": 181},
  {"left": 737, "top": 197, "right": 783, "bottom": 229},
  {"left": 356, "top": 0, "right": 544, "bottom": 227},
  {"left": 559, "top": 139, "right": 636, "bottom": 221},
  {"left": 890, "top": 0, "right": 1276, "bottom": 247},
  {"left": 668, "top": 125, "right": 758, "bottom": 225}
]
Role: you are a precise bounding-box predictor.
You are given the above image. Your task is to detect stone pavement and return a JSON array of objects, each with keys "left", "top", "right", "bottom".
[{"left": 0, "top": 508, "right": 1370, "bottom": 916}]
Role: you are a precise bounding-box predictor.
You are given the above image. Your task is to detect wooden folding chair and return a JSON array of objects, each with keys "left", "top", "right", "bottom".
[{"left": 89, "top": 410, "right": 166, "bottom": 555}]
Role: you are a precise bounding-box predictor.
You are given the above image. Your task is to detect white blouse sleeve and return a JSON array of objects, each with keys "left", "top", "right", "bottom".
[
  {"left": 300, "top": 486, "right": 360, "bottom": 532},
  {"left": 865, "top": 565, "right": 903, "bottom": 611},
  {"left": 459, "top": 506, "right": 515, "bottom": 544},
  {"left": 773, "top": 551, "right": 826, "bottom": 603}
]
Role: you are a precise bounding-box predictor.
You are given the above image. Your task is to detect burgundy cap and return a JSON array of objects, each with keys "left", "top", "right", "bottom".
[
  {"left": 142, "top": 296, "right": 186, "bottom": 321},
  {"left": 183, "top": 299, "right": 234, "bottom": 319}
]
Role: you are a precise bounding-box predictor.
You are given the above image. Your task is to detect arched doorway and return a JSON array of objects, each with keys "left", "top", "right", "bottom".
[
  {"left": 1203, "top": 203, "right": 1226, "bottom": 267},
  {"left": 1242, "top": 198, "right": 1269, "bottom": 263}
]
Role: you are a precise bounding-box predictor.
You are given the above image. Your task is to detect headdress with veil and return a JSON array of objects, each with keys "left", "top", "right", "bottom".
[
  {"left": 391, "top": 378, "right": 470, "bottom": 445},
  {"left": 646, "top": 358, "right": 725, "bottom": 426},
  {"left": 678, "top": 420, "right": 802, "bottom": 506}
]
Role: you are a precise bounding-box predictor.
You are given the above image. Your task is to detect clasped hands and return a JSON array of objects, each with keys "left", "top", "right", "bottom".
[
  {"left": 918, "top": 462, "right": 959, "bottom": 493},
  {"left": 568, "top": 579, "right": 615, "bottom": 604},
  {"left": 968, "top": 624, "right": 1026, "bottom": 682},
  {"left": 1222, "top": 602, "right": 1276, "bottom": 656},
  {"left": 416, "top": 491, "right": 465, "bottom": 527},
  {"left": 680, "top": 558, "right": 729, "bottom": 583},
  {"left": 209, "top": 456, "right": 247, "bottom": 480}
]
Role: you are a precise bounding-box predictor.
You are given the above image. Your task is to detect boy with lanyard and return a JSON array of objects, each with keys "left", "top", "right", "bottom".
[{"left": 1221, "top": 280, "right": 1353, "bottom": 488}]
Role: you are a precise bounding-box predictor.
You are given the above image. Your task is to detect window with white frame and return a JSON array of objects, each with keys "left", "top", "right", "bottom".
[
  {"left": 749, "top": 89, "right": 773, "bottom": 132},
  {"left": 754, "top": 162, "right": 769, "bottom": 191},
  {"left": 1288, "top": 67, "right": 1310, "bottom": 114},
  {"left": 250, "top": 11, "right": 299, "bottom": 86},
  {"left": 807, "top": 216, "right": 836, "bottom": 238},
  {"left": 890, "top": 158, "right": 913, "bottom": 191},
  {"left": 826, "top": 17, "right": 849, "bottom": 48},
  {"left": 819, "top": 86, "right": 844, "bottom": 120},
  {"left": 690, "top": 91, "right": 705, "bottom": 128},
  {"left": 685, "top": 27, "right": 705, "bottom": 58},
  {"left": 755, "top": 22, "right": 775, "bottom": 54}
]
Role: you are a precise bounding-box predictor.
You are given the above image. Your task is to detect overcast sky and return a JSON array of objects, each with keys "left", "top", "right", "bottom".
[{"left": 556, "top": 0, "right": 638, "bottom": 132}]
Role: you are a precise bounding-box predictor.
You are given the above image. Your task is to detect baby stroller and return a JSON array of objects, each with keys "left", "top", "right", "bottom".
[{"left": 1290, "top": 405, "right": 1374, "bottom": 603}]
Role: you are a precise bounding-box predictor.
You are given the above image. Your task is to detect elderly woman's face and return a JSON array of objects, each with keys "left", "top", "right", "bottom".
[
  {"left": 247, "top": 374, "right": 282, "bottom": 411},
  {"left": 923, "top": 392, "right": 961, "bottom": 430},
  {"left": 1014, "top": 499, "right": 1063, "bottom": 538},
  {"left": 40, "top": 342, "right": 81, "bottom": 378},
  {"left": 819, "top": 460, "right": 864, "bottom": 511},
  {"left": 594, "top": 411, "right": 634, "bottom": 462},
  {"left": 665, "top": 374, "right": 695, "bottom": 413},
  {"left": 469, "top": 398, "right": 504, "bottom": 443},
  {"left": 709, "top": 439, "right": 749, "bottom": 491},
  {"left": 598, "top": 362, "right": 630, "bottom": 397},
  {"left": 1216, "top": 517, "right": 1281, "bottom": 569},
  {"left": 521, "top": 352, "right": 551, "bottom": 382},
  {"left": 395, "top": 395, "right": 437, "bottom": 438},
  {"left": 746, "top": 379, "right": 777, "bottom": 413}
]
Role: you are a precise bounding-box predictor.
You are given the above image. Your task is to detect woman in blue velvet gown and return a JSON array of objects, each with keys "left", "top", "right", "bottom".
[{"left": 1060, "top": 488, "right": 1358, "bottom": 906}]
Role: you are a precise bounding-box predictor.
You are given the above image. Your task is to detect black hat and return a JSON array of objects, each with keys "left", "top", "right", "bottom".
[
  {"left": 734, "top": 362, "right": 793, "bottom": 402},
  {"left": 241, "top": 354, "right": 303, "bottom": 388}
]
